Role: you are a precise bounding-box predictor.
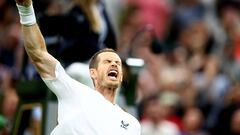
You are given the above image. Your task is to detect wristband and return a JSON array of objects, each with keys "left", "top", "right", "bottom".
[{"left": 16, "top": 4, "right": 36, "bottom": 26}]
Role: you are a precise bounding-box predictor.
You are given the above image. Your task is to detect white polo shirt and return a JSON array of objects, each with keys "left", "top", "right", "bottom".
[{"left": 42, "top": 62, "right": 141, "bottom": 135}]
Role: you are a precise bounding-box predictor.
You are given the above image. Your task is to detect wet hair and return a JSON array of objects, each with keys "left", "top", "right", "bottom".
[{"left": 89, "top": 48, "right": 117, "bottom": 69}]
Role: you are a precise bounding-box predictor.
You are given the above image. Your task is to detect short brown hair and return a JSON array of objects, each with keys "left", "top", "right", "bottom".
[{"left": 89, "top": 48, "right": 117, "bottom": 69}]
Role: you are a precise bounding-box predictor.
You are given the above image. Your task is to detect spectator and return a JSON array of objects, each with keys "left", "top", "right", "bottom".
[
  {"left": 230, "top": 109, "right": 240, "bottom": 135},
  {"left": 217, "top": 0, "right": 240, "bottom": 81},
  {"left": 21, "top": 0, "right": 117, "bottom": 87},
  {"left": 181, "top": 107, "right": 209, "bottom": 135},
  {"left": 212, "top": 82, "right": 240, "bottom": 135},
  {"left": 39, "top": 0, "right": 117, "bottom": 65},
  {"left": 140, "top": 95, "right": 180, "bottom": 135},
  {"left": 0, "top": 1, "right": 22, "bottom": 134}
]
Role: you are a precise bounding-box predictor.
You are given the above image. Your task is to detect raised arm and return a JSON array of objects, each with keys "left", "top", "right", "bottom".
[{"left": 16, "top": 0, "right": 58, "bottom": 79}]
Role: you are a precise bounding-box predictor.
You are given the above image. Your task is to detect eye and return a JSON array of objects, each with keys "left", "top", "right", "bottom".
[
  {"left": 104, "top": 60, "right": 111, "bottom": 64},
  {"left": 116, "top": 61, "right": 121, "bottom": 66}
]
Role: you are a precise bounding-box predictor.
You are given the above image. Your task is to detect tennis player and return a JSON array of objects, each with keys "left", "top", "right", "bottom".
[{"left": 15, "top": 0, "right": 141, "bottom": 134}]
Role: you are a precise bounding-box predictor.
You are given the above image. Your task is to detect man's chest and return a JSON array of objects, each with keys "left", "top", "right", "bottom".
[{"left": 52, "top": 112, "right": 138, "bottom": 135}]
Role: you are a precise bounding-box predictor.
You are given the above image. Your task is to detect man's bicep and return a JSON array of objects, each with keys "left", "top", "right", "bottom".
[{"left": 34, "top": 51, "right": 59, "bottom": 79}]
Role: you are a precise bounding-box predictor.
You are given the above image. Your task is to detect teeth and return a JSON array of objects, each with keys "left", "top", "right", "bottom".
[{"left": 109, "top": 70, "right": 117, "bottom": 74}]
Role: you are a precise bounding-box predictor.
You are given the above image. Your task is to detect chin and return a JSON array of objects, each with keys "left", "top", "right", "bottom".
[{"left": 106, "top": 82, "right": 120, "bottom": 89}]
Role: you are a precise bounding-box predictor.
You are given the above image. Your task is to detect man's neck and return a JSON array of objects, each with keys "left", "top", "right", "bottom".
[{"left": 95, "top": 86, "right": 116, "bottom": 104}]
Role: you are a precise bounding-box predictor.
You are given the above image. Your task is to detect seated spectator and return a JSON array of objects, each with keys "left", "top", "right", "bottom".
[
  {"left": 181, "top": 107, "right": 209, "bottom": 135},
  {"left": 140, "top": 95, "right": 180, "bottom": 135}
]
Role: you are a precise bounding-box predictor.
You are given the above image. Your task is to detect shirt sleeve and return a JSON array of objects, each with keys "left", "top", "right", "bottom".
[{"left": 41, "top": 62, "right": 91, "bottom": 100}]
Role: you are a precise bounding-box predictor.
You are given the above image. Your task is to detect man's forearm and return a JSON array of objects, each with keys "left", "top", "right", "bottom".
[
  {"left": 15, "top": 0, "right": 58, "bottom": 78},
  {"left": 16, "top": 0, "right": 47, "bottom": 62},
  {"left": 22, "top": 24, "right": 48, "bottom": 63}
]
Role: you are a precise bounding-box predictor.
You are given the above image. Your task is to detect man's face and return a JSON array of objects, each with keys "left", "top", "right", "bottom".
[{"left": 91, "top": 52, "right": 123, "bottom": 89}]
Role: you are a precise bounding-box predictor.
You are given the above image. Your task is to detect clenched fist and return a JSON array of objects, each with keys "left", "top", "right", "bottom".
[{"left": 15, "top": 0, "right": 32, "bottom": 6}]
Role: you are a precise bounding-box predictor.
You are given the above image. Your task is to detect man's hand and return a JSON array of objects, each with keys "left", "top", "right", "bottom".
[{"left": 15, "top": 0, "right": 32, "bottom": 6}]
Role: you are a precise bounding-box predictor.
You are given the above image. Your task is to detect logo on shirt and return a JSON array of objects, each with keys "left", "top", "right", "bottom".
[{"left": 120, "top": 120, "right": 129, "bottom": 130}]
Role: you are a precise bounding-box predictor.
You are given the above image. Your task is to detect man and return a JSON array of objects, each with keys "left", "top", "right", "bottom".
[{"left": 15, "top": 0, "right": 141, "bottom": 134}]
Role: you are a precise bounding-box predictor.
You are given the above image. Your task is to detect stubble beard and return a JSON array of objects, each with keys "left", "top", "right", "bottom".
[
  {"left": 97, "top": 70, "right": 121, "bottom": 90},
  {"left": 98, "top": 74, "right": 119, "bottom": 89},
  {"left": 103, "top": 80, "right": 119, "bottom": 90}
]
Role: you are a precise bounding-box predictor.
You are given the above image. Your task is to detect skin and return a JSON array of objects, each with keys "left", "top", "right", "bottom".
[
  {"left": 16, "top": 0, "right": 31, "bottom": 7},
  {"left": 90, "top": 52, "right": 123, "bottom": 103},
  {"left": 15, "top": 0, "right": 123, "bottom": 104}
]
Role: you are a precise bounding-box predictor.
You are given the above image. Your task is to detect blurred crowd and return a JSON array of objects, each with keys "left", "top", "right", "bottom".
[{"left": 0, "top": 0, "right": 240, "bottom": 135}]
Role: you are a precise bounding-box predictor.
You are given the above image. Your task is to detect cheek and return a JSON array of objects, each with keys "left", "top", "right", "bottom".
[{"left": 98, "top": 68, "right": 107, "bottom": 79}]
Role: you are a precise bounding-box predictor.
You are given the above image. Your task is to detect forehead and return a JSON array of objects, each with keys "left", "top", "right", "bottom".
[{"left": 98, "top": 52, "right": 121, "bottom": 62}]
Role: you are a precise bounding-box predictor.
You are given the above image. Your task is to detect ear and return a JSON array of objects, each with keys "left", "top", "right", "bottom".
[{"left": 90, "top": 68, "right": 97, "bottom": 80}]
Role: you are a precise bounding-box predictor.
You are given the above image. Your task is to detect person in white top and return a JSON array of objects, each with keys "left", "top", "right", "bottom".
[{"left": 15, "top": 0, "right": 141, "bottom": 134}]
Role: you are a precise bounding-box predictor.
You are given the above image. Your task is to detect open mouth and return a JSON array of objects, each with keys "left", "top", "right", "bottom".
[{"left": 108, "top": 70, "right": 118, "bottom": 80}]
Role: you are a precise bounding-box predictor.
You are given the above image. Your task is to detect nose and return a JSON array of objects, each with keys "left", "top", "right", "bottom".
[{"left": 111, "top": 61, "right": 117, "bottom": 67}]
